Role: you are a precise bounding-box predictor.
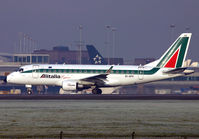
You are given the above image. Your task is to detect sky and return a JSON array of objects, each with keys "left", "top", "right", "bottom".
[{"left": 0, "top": 0, "right": 198, "bottom": 61}]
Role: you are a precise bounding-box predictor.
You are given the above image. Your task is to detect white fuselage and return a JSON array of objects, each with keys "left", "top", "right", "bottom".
[{"left": 7, "top": 64, "right": 181, "bottom": 88}]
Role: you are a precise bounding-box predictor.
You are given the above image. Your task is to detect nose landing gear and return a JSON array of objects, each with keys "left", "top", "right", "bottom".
[
  {"left": 25, "top": 85, "right": 33, "bottom": 95},
  {"left": 27, "top": 88, "right": 33, "bottom": 95}
]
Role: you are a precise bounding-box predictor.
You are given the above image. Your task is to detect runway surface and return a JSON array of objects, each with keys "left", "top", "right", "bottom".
[{"left": 0, "top": 94, "right": 199, "bottom": 100}]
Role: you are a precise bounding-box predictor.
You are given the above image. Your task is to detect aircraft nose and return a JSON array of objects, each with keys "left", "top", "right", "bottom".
[
  {"left": 3, "top": 76, "right": 7, "bottom": 83},
  {"left": 6, "top": 74, "right": 13, "bottom": 83}
]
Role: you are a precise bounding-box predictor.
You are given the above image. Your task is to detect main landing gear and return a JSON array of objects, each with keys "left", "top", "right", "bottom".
[{"left": 92, "top": 87, "right": 102, "bottom": 94}]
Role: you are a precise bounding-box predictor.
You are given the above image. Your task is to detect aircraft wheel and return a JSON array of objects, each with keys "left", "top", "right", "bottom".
[
  {"left": 92, "top": 88, "right": 97, "bottom": 94},
  {"left": 92, "top": 88, "right": 102, "bottom": 94},
  {"left": 97, "top": 89, "right": 102, "bottom": 94}
]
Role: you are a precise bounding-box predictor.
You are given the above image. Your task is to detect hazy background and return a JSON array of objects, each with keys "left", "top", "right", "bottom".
[{"left": 0, "top": 0, "right": 198, "bottom": 61}]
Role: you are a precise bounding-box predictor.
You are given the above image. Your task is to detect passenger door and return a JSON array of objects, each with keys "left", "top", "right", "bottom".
[
  {"left": 138, "top": 65, "right": 144, "bottom": 80},
  {"left": 32, "top": 65, "right": 39, "bottom": 79}
]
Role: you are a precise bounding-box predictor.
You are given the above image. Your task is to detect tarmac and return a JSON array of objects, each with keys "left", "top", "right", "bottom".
[{"left": 0, "top": 94, "right": 199, "bottom": 100}]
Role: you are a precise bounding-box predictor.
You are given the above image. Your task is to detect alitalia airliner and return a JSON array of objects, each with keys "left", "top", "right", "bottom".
[{"left": 5, "top": 33, "right": 193, "bottom": 94}]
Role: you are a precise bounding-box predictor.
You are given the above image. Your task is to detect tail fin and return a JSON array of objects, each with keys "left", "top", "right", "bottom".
[
  {"left": 86, "top": 45, "right": 107, "bottom": 65},
  {"left": 156, "top": 33, "right": 192, "bottom": 68}
]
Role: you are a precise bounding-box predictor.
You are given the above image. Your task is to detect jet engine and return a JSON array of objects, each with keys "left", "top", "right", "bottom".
[{"left": 62, "top": 81, "right": 77, "bottom": 91}]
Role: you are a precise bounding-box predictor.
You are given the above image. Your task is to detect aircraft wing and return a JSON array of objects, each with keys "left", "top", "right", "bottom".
[{"left": 79, "top": 66, "right": 113, "bottom": 85}]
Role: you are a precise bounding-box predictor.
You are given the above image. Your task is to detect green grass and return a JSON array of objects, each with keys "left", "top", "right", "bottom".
[{"left": 0, "top": 100, "right": 199, "bottom": 138}]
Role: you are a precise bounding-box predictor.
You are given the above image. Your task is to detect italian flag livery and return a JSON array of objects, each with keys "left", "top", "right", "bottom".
[
  {"left": 6, "top": 33, "right": 192, "bottom": 94},
  {"left": 157, "top": 33, "right": 191, "bottom": 68}
]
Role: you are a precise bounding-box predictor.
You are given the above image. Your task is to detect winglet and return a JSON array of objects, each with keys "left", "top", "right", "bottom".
[{"left": 106, "top": 66, "right": 113, "bottom": 74}]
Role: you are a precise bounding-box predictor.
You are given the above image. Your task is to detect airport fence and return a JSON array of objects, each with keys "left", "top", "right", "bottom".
[{"left": 58, "top": 131, "right": 198, "bottom": 139}]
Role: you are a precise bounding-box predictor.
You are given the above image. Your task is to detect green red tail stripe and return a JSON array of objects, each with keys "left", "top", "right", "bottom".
[
  {"left": 157, "top": 35, "right": 190, "bottom": 68},
  {"left": 164, "top": 49, "right": 179, "bottom": 68}
]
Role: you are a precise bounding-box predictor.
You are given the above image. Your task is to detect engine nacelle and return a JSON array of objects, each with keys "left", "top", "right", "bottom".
[{"left": 62, "top": 81, "right": 77, "bottom": 91}]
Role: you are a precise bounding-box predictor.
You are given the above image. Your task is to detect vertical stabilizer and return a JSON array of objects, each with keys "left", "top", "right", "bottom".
[
  {"left": 86, "top": 45, "right": 107, "bottom": 65},
  {"left": 156, "top": 33, "right": 192, "bottom": 68}
]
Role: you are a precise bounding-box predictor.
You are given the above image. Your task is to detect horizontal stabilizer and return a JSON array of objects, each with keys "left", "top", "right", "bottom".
[
  {"left": 183, "top": 69, "right": 195, "bottom": 75},
  {"left": 163, "top": 67, "right": 187, "bottom": 74}
]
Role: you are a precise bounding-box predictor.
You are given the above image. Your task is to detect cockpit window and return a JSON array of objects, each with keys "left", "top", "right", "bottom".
[{"left": 18, "top": 68, "right": 24, "bottom": 72}]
